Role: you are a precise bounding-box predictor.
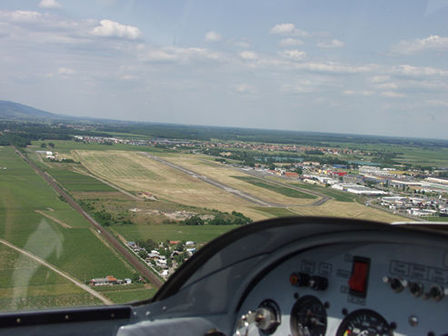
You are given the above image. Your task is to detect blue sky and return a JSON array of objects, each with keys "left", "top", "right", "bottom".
[{"left": 1, "top": 0, "right": 448, "bottom": 139}]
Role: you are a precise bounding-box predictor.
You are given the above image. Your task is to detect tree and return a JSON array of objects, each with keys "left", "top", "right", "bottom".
[
  {"left": 40, "top": 143, "right": 47, "bottom": 148},
  {"left": 184, "top": 215, "right": 204, "bottom": 226},
  {"left": 138, "top": 250, "right": 148, "bottom": 259},
  {"left": 48, "top": 142, "right": 55, "bottom": 148}
]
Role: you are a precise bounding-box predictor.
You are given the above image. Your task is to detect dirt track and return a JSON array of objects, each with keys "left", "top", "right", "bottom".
[{"left": 0, "top": 238, "right": 112, "bottom": 305}]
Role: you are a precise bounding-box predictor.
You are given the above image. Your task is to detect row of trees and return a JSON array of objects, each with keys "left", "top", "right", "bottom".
[{"left": 183, "top": 211, "right": 252, "bottom": 226}]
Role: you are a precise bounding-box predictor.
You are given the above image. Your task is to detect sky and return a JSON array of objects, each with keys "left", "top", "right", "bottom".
[{"left": 1, "top": 0, "right": 448, "bottom": 139}]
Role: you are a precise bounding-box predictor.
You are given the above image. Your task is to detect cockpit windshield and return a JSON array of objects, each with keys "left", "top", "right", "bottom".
[{"left": 0, "top": 0, "right": 447, "bottom": 313}]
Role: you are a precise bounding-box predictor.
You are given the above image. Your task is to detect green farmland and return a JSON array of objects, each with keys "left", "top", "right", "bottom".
[
  {"left": 48, "top": 168, "right": 116, "bottom": 192},
  {"left": 111, "top": 223, "right": 240, "bottom": 244},
  {"left": 0, "top": 147, "right": 143, "bottom": 310}
]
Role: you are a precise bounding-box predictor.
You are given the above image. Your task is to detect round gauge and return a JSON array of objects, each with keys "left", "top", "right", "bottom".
[
  {"left": 290, "top": 295, "right": 327, "bottom": 336},
  {"left": 336, "top": 309, "right": 393, "bottom": 336}
]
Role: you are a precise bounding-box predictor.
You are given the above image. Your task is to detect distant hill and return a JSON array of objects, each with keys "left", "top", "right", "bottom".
[{"left": 0, "top": 100, "right": 60, "bottom": 120}]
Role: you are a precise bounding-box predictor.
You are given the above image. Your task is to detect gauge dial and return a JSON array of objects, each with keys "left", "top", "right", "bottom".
[
  {"left": 290, "top": 295, "right": 327, "bottom": 336},
  {"left": 336, "top": 309, "right": 393, "bottom": 336}
]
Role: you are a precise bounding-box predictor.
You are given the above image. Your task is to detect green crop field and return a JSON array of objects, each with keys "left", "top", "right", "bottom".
[
  {"left": 97, "top": 285, "right": 157, "bottom": 304},
  {"left": 48, "top": 168, "right": 116, "bottom": 192},
  {"left": 0, "top": 147, "right": 139, "bottom": 310},
  {"left": 291, "top": 183, "right": 357, "bottom": 202},
  {"left": 111, "top": 223, "right": 240, "bottom": 244},
  {"left": 0, "top": 244, "right": 101, "bottom": 311},
  {"left": 232, "top": 176, "right": 317, "bottom": 199}
]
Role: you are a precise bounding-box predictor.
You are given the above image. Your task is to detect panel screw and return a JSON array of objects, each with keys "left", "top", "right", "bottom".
[{"left": 409, "top": 315, "right": 418, "bottom": 327}]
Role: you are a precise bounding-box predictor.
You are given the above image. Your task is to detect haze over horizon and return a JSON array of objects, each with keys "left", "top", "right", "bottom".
[{"left": 1, "top": 0, "right": 448, "bottom": 139}]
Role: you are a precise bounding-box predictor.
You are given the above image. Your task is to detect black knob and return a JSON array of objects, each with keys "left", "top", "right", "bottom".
[
  {"left": 408, "top": 282, "right": 424, "bottom": 297},
  {"left": 427, "top": 285, "right": 444, "bottom": 301},
  {"left": 389, "top": 278, "right": 405, "bottom": 293},
  {"left": 309, "top": 276, "right": 328, "bottom": 291}
]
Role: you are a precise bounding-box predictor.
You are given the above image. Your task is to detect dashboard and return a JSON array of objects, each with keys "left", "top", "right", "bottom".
[
  {"left": 234, "top": 242, "right": 448, "bottom": 336},
  {"left": 1, "top": 217, "right": 448, "bottom": 336}
]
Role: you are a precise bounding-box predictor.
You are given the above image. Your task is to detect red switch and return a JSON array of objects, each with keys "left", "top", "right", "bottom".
[
  {"left": 348, "top": 257, "right": 370, "bottom": 297},
  {"left": 289, "top": 273, "right": 299, "bottom": 286}
]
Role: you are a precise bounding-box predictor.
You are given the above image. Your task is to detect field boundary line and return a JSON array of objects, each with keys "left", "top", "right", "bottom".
[
  {"left": 34, "top": 210, "right": 72, "bottom": 229},
  {"left": 0, "top": 238, "right": 113, "bottom": 305}
]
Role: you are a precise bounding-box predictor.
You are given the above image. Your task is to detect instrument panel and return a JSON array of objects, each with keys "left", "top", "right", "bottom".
[{"left": 234, "top": 242, "right": 448, "bottom": 336}]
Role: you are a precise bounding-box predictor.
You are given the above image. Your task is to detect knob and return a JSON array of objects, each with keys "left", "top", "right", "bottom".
[
  {"left": 426, "top": 285, "right": 444, "bottom": 301},
  {"left": 408, "top": 282, "right": 424, "bottom": 297},
  {"left": 383, "top": 277, "right": 406, "bottom": 293},
  {"left": 254, "top": 307, "right": 278, "bottom": 332},
  {"left": 309, "top": 276, "right": 328, "bottom": 291}
]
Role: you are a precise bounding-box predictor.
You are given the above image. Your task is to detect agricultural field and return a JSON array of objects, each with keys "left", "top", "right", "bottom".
[
  {"left": 98, "top": 285, "right": 157, "bottom": 304},
  {"left": 29, "top": 140, "right": 171, "bottom": 155},
  {"left": 110, "top": 223, "right": 240, "bottom": 244},
  {"left": 335, "top": 142, "right": 448, "bottom": 168},
  {"left": 0, "top": 147, "right": 147, "bottom": 310},
  {"left": 48, "top": 168, "right": 116, "bottom": 193},
  {"left": 289, "top": 200, "right": 404, "bottom": 222},
  {"left": 0, "top": 244, "right": 101, "bottom": 312}
]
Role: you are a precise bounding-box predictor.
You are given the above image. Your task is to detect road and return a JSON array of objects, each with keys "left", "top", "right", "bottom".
[
  {"left": 0, "top": 238, "right": 113, "bottom": 305},
  {"left": 14, "top": 148, "right": 164, "bottom": 289},
  {"left": 142, "top": 153, "right": 281, "bottom": 207}
]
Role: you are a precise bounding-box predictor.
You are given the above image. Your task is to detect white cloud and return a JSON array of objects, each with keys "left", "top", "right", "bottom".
[
  {"left": 279, "top": 38, "right": 304, "bottom": 47},
  {"left": 343, "top": 90, "right": 374, "bottom": 96},
  {"left": 141, "top": 47, "right": 220, "bottom": 63},
  {"left": 91, "top": 19, "right": 142, "bottom": 40},
  {"left": 393, "top": 35, "right": 448, "bottom": 54},
  {"left": 280, "top": 49, "right": 306, "bottom": 61},
  {"left": 370, "top": 75, "right": 390, "bottom": 83},
  {"left": 296, "top": 62, "right": 376, "bottom": 74},
  {"left": 39, "top": 0, "right": 62, "bottom": 9},
  {"left": 205, "top": 31, "right": 221, "bottom": 42},
  {"left": 57, "top": 67, "right": 75, "bottom": 75},
  {"left": 234, "top": 83, "right": 256, "bottom": 94},
  {"left": 143, "top": 49, "right": 179, "bottom": 62},
  {"left": 317, "top": 39, "right": 345, "bottom": 48},
  {"left": 239, "top": 51, "right": 258, "bottom": 61},
  {"left": 393, "top": 64, "right": 448, "bottom": 77},
  {"left": 381, "top": 91, "right": 405, "bottom": 98},
  {"left": 374, "top": 82, "right": 398, "bottom": 90},
  {"left": 270, "top": 23, "right": 309, "bottom": 37},
  {"left": 283, "top": 81, "right": 315, "bottom": 93},
  {"left": 1, "top": 10, "right": 43, "bottom": 23}
]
